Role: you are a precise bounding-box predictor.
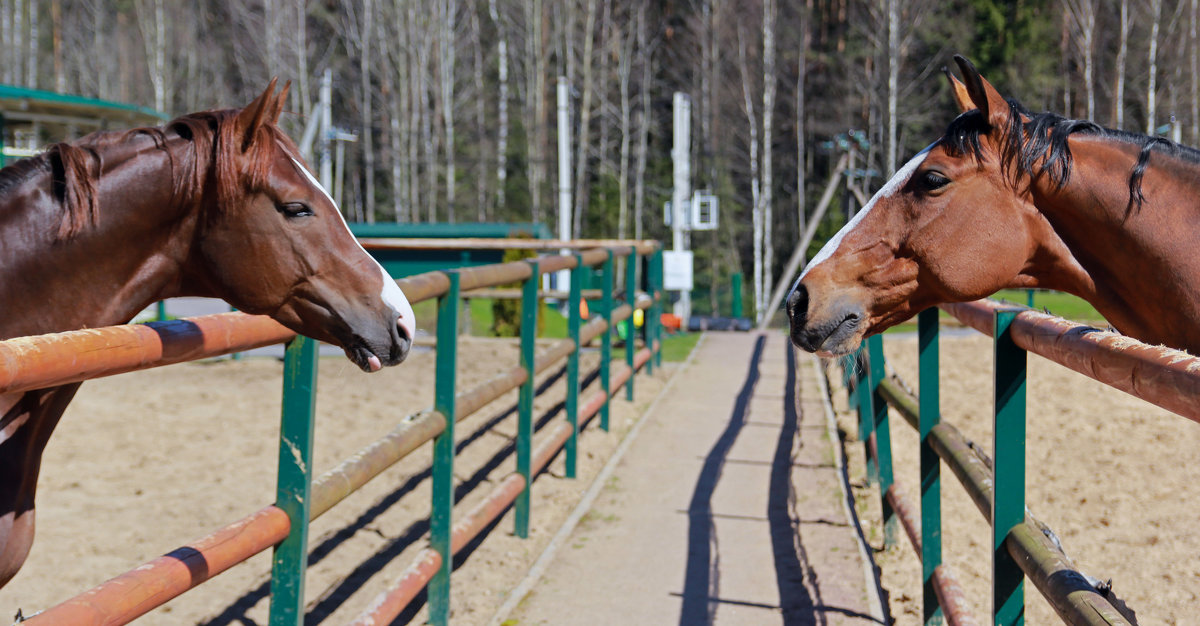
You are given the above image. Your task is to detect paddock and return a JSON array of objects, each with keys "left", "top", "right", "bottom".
[
  {"left": 828, "top": 309, "right": 1200, "bottom": 624},
  {"left": 0, "top": 338, "right": 675, "bottom": 624}
]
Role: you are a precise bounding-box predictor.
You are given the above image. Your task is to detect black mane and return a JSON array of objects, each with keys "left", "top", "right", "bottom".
[{"left": 941, "top": 99, "right": 1200, "bottom": 212}]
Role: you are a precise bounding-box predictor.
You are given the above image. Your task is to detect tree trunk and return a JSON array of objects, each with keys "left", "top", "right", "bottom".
[
  {"left": 885, "top": 0, "right": 898, "bottom": 176},
  {"left": 524, "top": 0, "right": 546, "bottom": 225},
  {"left": 797, "top": 1, "right": 809, "bottom": 262},
  {"left": 761, "top": 0, "right": 776, "bottom": 316},
  {"left": 360, "top": 0, "right": 376, "bottom": 222},
  {"left": 1115, "top": 0, "right": 1129, "bottom": 128},
  {"left": 632, "top": 3, "right": 651, "bottom": 242},
  {"left": 470, "top": 8, "right": 488, "bottom": 221},
  {"left": 617, "top": 19, "right": 633, "bottom": 240},
  {"left": 738, "top": 22, "right": 762, "bottom": 320},
  {"left": 1148, "top": 0, "right": 1162, "bottom": 135},
  {"left": 1192, "top": 0, "right": 1198, "bottom": 143},
  {"left": 490, "top": 0, "right": 509, "bottom": 217},
  {"left": 440, "top": 0, "right": 457, "bottom": 222},
  {"left": 572, "top": 0, "right": 599, "bottom": 239}
]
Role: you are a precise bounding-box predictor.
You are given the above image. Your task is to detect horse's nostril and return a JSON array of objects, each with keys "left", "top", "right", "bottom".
[{"left": 786, "top": 283, "right": 809, "bottom": 320}]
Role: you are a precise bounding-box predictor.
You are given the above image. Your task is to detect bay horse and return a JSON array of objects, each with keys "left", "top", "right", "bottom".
[
  {"left": 0, "top": 81, "right": 416, "bottom": 587},
  {"left": 789, "top": 55, "right": 1200, "bottom": 358}
]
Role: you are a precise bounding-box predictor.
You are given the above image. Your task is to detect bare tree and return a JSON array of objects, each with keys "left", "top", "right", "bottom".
[
  {"left": 1193, "top": 0, "right": 1199, "bottom": 143},
  {"left": 440, "top": 0, "right": 458, "bottom": 222},
  {"left": 737, "top": 21, "right": 763, "bottom": 318},
  {"left": 134, "top": 0, "right": 167, "bottom": 112},
  {"left": 1148, "top": 0, "right": 1163, "bottom": 134},
  {"left": 572, "top": 0, "right": 599, "bottom": 239},
  {"left": 1065, "top": 0, "right": 1097, "bottom": 120},
  {"left": 632, "top": 2, "right": 652, "bottom": 242},
  {"left": 617, "top": 11, "right": 634, "bottom": 240},
  {"left": 490, "top": 0, "right": 510, "bottom": 217},
  {"left": 761, "top": 0, "right": 777, "bottom": 309}
]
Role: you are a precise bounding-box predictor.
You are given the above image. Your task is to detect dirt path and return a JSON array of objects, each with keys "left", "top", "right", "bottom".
[{"left": 499, "top": 332, "right": 884, "bottom": 625}]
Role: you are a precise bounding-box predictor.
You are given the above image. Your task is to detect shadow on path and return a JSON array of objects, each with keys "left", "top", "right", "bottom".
[
  {"left": 678, "top": 335, "right": 765, "bottom": 625},
  {"left": 768, "top": 344, "right": 823, "bottom": 625}
]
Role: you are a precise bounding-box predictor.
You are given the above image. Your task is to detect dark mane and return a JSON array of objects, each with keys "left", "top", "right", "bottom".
[
  {"left": 941, "top": 100, "right": 1200, "bottom": 212},
  {"left": 0, "top": 107, "right": 297, "bottom": 240}
]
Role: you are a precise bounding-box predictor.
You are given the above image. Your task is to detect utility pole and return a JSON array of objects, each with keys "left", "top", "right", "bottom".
[
  {"left": 556, "top": 77, "right": 572, "bottom": 291},
  {"left": 670, "top": 92, "right": 693, "bottom": 323}
]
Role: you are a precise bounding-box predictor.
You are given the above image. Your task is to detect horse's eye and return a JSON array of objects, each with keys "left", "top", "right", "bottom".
[
  {"left": 278, "top": 202, "right": 314, "bottom": 218},
  {"left": 919, "top": 170, "right": 951, "bottom": 191}
]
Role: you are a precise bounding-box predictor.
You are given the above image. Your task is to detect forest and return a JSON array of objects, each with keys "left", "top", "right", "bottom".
[{"left": 0, "top": 0, "right": 1189, "bottom": 318}]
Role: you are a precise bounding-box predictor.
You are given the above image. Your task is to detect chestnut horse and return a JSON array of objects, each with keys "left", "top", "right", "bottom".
[
  {"left": 0, "top": 81, "right": 416, "bottom": 587},
  {"left": 789, "top": 55, "right": 1200, "bottom": 357}
]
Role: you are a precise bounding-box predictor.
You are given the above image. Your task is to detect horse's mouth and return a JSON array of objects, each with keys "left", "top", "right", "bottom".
[
  {"left": 341, "top": 333, "right": 412, "bottom": 373},
  {"left": 809, "top": 314, "right": 865, "bottom": 357}
]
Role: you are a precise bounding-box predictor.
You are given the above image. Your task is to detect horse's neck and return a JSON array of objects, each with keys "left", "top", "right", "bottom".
[
  {"left": 1037, "top": 136, "right": 1200, "bottom": 350},
  {"left": 0, "top": 137, "right": 200, "bottom": 340}
]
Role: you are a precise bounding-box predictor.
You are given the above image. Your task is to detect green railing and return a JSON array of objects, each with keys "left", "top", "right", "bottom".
[
  {"left": 842, "top": 299, "right": 1185, "bottom": 625},
  {"left": 17, "top": 240, "right": 664, "bottom": 625}
]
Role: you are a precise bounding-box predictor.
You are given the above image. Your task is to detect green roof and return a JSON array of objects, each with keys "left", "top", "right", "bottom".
[{"left": 0, "top": 84, "right": 168, "bottom": 129}]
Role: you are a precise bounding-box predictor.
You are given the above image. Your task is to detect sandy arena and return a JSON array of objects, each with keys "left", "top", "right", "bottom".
[
  {"left": 829, "top": 332, "right": 1200, "bottom": 624},
  {"left": 0, "top": 337, "right": 671, "bottom": 624}
]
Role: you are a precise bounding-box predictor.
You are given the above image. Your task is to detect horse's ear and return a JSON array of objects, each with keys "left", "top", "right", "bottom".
[
  {"left": 953, "top": 55, "right": 1009, "bottom": 130},
  {"left": 270, "top": 81, "right": 291, "bottom": 123},
  {"left": 943, "top": 66, "right": 973, "bottom": 113},
  {"left": 235, "top": 77, "right": 279, "bottom": 151}
]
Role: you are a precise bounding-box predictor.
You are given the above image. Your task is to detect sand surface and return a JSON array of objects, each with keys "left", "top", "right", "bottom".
[
  {"left": 828, "top": 333, "right": 1200, "bottom": 624},
  {"left": 0, "top": 337, "right": 670, "bottom": 624}
]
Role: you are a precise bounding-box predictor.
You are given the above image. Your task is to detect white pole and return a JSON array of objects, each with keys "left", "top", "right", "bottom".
[
  {"left": 671, "top": 92, "right": 692, "bottom": 323},
  {"left": 319, "top": 69, "right": 333, "bottom": 193},
  {"left": 556, "top": 77, "right": 572, "bottom": 291}
]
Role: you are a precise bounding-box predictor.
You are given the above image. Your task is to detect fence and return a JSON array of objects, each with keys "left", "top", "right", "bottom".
[
  {"left": 840, "top": 298, "right": 1199, "bottom": 625},
  {"left": 6, "top": 240, "right": 664, "bottom": 625}
]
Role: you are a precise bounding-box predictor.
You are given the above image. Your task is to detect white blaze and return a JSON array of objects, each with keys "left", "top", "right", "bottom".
[
  {"left": 792, "top": 145, "right": 934, "bottom": 294},
  {"left": 291, "top": 157, "right": 417, "bottom": 342}
]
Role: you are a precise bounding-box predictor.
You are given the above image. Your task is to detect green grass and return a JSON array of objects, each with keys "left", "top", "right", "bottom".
[
  {"left": 411, "top": 297, "right": 568, "bottom": 338},
  {"left": 883, "top": 289, "right": 1105, "bottom": 335},
  {"left": 613, "top": 330, "right": 701, "bottom": 362}
]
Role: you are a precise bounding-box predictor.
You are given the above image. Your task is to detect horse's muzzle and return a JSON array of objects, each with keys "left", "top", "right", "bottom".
[{"left": 787, "top": 283, "right": 865, "bottom": 355}]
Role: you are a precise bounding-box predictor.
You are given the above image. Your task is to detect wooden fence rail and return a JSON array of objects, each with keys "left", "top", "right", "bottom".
[{"left": 17, "top": 241, "right": 664, "bottom": 626}]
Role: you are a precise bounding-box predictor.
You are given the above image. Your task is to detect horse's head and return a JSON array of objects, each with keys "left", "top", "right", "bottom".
[
  {"left": 789, "top": 56, "right": 1062, "bottom": 356},
  {"left": 192, "top": 81, "right": 415, "bottom": 372}
]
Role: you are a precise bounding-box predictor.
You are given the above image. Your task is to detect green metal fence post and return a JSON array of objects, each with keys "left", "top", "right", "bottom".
[
  {"left": 566, "top": 255, "right": 584, "bottom": 479},
  {"left": 429, "top": 271, "right": 460, "bottom": 626},
  {"left": 268, "top": 335, "right": 318, "bottom": 626},
  {"left": 853, "top": 348, "right": 873, "bottom": 482},
  {"left": 867, "top": 334, "right": 896, "bottom": 547},
  {"left": 993, "top": 308, "right": 1027, "bottom": 626},
  {"left": 918, "top": 308, "right": 944, "bottom": 626},
  {"left": 1025, "top": 289, "right": 1035, "bottom": 308},
  {"left": 516, "top": 262, "right": 538, "bottom": 538},
  {"left": 731, "top": 272, "right": 743, "bottom": 319},
  {"left": 600, "top": 250, "right": 614, "bottom": 431},
  {"left": 156, "top": 300, "right": 167, "bottom": 322},
  {"left": 625, "top": 249, "right": 637, "bottom": 401}
]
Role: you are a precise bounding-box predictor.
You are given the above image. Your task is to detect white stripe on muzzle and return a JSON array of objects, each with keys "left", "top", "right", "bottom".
[
  {"left": 789, "top": 144, "right": 934, "bottom": 298},
  {"left": 291, "top": 157, "right": 417, "bottom": 341}
]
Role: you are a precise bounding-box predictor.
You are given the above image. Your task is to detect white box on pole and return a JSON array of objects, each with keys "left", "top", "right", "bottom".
[{"left": 663, "top": 250, "right": 694, "bottom": 291}]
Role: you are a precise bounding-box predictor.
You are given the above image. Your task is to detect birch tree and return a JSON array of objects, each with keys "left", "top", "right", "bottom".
[
  {"left": 737, "top": 22, "right": 763, "bottom": 319},
  {"left": 761, "top": 0, "right": 777, "bottom": 308},
  {"left": 1065, "top": 0, "right": 1097, "bottom": 120},
  {"left": 490, "top": 0, "right": 509, "bottom": 216},
  {"left": 1148, "top": 0, "right": 1163, "bottom": 134}
]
